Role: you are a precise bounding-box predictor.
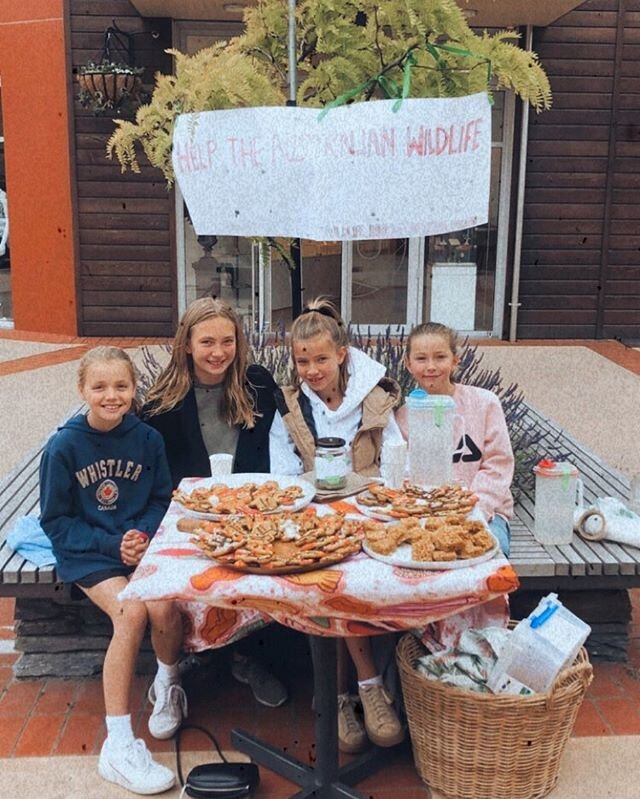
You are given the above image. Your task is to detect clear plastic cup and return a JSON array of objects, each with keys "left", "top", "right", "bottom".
[
  {"left": 209, "top": 453, "right": 233, "bottom": 477},
  {"left": 381, "top": 441, "right": 407, "bottom": 489}
]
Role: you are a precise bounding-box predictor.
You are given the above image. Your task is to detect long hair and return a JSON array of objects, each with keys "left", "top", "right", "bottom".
[
  {"left": 145, "top": 297, "right": 255, "bottom": 428},
  {"left": 78, "top": 346, "right": 139, "bottom": 414},
  {"left": 289, "top": 297, "right": 350, "bottom": 395}
]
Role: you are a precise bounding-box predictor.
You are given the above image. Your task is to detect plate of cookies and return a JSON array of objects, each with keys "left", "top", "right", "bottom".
[
  {"left": 361, "top": 510, "right": 499, "bottom": 570},
  {"left": 172, "top": 473, "right": 315, "bottom": 520},
  {"left": 354, "top": 482, "right": 478, "bottom": 521},
  {"left": 186, "top": 508, "right": 373, "bottom": 574}
]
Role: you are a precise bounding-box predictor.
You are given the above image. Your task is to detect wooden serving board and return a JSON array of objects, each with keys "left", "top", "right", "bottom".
[{"left": 209, "top": 540, "right": 361, "bottom": 575}]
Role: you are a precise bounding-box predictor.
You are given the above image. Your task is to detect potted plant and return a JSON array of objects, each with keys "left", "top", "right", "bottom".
[{"left": 77, "top": 60, "right": 145, "bottom": 115}]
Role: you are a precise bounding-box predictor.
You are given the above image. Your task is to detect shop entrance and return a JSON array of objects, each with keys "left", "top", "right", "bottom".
[{"left": 174, "top": 23, "right": 514, "bottom": 337}]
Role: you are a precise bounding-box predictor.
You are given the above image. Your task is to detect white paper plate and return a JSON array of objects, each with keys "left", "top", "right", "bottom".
[
  {"left": 175, "top": 473, "right": 316, "bottom": 520},
  {"left": 362, "top": 528, "right": 500, "bottom": 571},
  {"left": 354, "top": 484, "right": 475, "bottom": 522}
]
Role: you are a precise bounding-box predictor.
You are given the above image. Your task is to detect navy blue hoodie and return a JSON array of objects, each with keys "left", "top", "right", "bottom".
[{"left": 39, "top": 413, "right": 172, "bottom": 583}]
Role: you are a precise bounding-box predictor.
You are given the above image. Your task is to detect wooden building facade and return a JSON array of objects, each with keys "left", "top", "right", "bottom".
[
  {"left": 522, "top": 0, "right": 640, "bottom": 340},
  {"left": 0, "top": 0, "right": 637, "bottom": 341}
]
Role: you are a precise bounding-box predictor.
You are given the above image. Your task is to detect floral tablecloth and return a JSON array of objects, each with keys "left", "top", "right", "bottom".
[{"left": 121, "top": 494, "right": 519, "bottom": 652}]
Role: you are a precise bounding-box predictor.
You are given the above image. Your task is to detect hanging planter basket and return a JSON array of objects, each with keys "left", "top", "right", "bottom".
[{"left": 77, "top": 61, "right": 145, "bottom": 115}]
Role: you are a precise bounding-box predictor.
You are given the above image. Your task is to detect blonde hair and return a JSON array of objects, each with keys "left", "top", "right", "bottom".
[
  {"left": 290, "top": 297, "right": 350, "bottom": 394},
  {"left": 145, "top": 297, "right": 255, "bottom": 428},
  {"left": 406, "top": 322, "right": 458, "bottom": 357},
  {"left": 78, "top": 346, "right": 138, "bottom": 412}
]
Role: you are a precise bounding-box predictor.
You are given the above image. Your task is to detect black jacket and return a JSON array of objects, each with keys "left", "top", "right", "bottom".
[{"left": 142, "top": 364, "right": 276, "bottom": 489}]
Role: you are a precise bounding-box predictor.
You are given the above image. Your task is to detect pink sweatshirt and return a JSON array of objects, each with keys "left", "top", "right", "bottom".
[{"left": 396, "top": 384, "right": 514, "bottom": 521}]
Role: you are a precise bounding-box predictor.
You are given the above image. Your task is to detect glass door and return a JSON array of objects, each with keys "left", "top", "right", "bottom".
[
  {"left": 421, "top": 91, "right": 515, "bottom": 336},
  {"left": 350, "top": 239, "right": 409, "bottom": 326},
  {"left": 174, "top": 22, "right": 253, "bottom": 322}
]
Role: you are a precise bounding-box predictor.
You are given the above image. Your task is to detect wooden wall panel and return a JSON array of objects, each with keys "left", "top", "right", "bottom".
[
  {"left": 70, "top": 0, "right": 175, "bottom": 336},
  {"left": 518, "top": 0, "right": 640, "bottom": 342}
]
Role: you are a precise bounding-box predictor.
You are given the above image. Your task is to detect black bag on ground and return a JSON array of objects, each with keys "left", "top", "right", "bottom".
[{"left": 175, "top": 724, "right": 260, "bottom": 799}]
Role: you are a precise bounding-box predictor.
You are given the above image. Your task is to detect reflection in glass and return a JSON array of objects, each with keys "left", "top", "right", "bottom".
[
  {"left": 184, "top": 218, "right": 255, "bottom": 324},
  {"left": 271, "top": 240, "right": 342, "bottom": 329},
  {"left": 351, "top": 239, "right": 408, "bottom": 325}
]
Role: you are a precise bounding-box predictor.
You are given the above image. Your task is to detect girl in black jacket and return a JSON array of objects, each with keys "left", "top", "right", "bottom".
[
  {"left": 142, "top": 296, "right": 287, "bottom": 708},
  {"left": 143, "top": 298, "right": 276, "bottom": 486}
]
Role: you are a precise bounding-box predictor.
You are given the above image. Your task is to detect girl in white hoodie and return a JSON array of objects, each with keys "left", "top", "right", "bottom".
[{"left": 269, "top": 298, "right": 404, "bottom": 754}]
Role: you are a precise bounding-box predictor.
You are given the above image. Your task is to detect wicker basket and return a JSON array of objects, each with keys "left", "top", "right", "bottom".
[{"left": 397, "top": 631, "right": 593, "bottom": 799}]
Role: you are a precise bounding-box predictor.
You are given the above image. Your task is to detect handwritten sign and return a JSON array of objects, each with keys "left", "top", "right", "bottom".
[{"left": 173, "top": 93, "right": 491, "bottom": 241}]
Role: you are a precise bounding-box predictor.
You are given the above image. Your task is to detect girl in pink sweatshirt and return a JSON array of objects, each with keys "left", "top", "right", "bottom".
[{"left": 396, "top": 322, "right": 514, "bottom": 555}]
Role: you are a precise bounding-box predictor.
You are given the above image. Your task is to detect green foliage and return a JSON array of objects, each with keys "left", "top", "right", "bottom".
[
  {"left": 107, "top": 45, "right": 285, "bottom": 180},
  {"left": 108, "top": 0, "right": 551, "bottom": 181},
  {"left": 78, "top": 61, "right": 144, "bottom": 75}
]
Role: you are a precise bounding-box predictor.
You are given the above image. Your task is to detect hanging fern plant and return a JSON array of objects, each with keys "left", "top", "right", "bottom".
[{"left": 108, "top": 0, "right": 551, "bottom": 182}]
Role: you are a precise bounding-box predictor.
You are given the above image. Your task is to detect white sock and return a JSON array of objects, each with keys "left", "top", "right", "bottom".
[
  {"left": 155, "top": 658, "right": 180, "bottom": 691},
  {"left": 358, "top": 675, "right": 383, "bottom": 689},
  {"left": 105, "top": 714, "right": 135, "bottom": 748}
]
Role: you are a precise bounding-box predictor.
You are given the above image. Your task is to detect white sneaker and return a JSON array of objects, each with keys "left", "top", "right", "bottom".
[
  {"left": 148, "top": 681, "right": 188, "bottom": 739},
  {"left": 98, "top": 737, "right": 175, "bottom": 795}
]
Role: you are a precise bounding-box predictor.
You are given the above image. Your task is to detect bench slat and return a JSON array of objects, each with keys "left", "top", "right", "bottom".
[{"left": 0, "top": 405, "right": 83, "bottom": 594}]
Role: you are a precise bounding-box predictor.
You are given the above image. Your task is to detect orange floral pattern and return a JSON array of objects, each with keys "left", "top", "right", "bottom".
[
  {"left": 190, "top": 566, "right": 243, "bottom": 591},
  {"left": 200, "top": 606, "right": 239, "bottom": 645},
  {"left": 123, "top": 497, "right": 518, "bottom": 651},
  {"left": 284, "top": 570, "right": 342, "bottom": 592},
  {"left": 486, "top": 565, "right": 519, "bottom": 593}
]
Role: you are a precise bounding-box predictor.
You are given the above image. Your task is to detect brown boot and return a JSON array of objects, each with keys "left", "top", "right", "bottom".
[
  {"left": 337, "top": 693, "right": 367, "bottom": 754},
  {"left": 358, "top": 684, "right": 404, "bottom": 748}
]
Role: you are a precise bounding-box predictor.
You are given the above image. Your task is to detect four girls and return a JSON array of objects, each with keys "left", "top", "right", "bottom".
[{"left": 39, "top": 298, "right": 514, "bottom": 793}]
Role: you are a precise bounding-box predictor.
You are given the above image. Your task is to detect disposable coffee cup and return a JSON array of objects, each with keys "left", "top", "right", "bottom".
[
  {"left": 209, "top": 453, "right": 233, "bottom": 477},
  {"left": 381, "top": 441, "right": 407, "bottom": 489}
]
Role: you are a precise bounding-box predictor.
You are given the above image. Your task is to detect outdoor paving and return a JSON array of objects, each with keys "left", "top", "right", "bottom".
[
  {"left": 2, "top": 599, "right": 640, "bottom": 797},
  {"left": 0, "top": 332, "right": 639, "bottom": 797}
]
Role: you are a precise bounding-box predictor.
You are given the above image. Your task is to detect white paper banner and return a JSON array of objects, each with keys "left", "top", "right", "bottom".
[{"left": 173, "top": 93, "right": 491, "bottom": 241}]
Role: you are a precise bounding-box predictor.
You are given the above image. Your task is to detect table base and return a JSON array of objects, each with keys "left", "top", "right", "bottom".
[{"left": 232, "top": 635, "right": 398, "bottom": 799}]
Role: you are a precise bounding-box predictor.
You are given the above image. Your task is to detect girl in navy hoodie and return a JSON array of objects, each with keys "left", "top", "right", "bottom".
[{"left": 40, "top": 347, "right": 184, "bottom": 796}]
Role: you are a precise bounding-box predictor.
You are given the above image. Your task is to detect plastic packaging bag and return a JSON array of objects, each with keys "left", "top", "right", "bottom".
[
  {"left": 416, "top": 627, "right": 510, "bottom": 693},
  {"left": 574, "top": 497, "right": 640, "bottom": 548}
]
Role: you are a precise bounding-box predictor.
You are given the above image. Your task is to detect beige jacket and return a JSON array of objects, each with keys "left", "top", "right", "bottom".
[{"left": 275, "top": 377, "right": 400, "bottom": 477}]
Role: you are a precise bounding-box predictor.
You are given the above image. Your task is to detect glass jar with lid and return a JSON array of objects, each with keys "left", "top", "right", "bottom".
[{"left": 314, "top": 437, "right": 348, "bottom": 490}]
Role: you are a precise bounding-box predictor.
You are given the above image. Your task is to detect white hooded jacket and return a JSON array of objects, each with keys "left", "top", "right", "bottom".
[{"left": 269, "top": 347, "right": 403, "bottom": 476}]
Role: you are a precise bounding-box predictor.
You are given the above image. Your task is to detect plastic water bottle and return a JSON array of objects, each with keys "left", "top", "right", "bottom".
[{"left": 406, "top": 389, "right": 459, "bottom": 487}]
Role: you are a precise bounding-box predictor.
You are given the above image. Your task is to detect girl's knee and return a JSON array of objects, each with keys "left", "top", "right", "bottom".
[
  {"left": 146, "top": 600, "right": 180, "bottom": 629},
  {"left": 112, "top": 600, "right": 148, "bottom": 633}
]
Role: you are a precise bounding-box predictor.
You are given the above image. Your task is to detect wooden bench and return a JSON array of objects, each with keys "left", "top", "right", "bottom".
[
  {"left": 510, "top": 404, "right": 634, "bottom": 591},
  {"left": 0, "top": 401, "right": 635, "bottom": 674},
  {"left": 0, "top": 437, "right": 69, "bottom": 599}
]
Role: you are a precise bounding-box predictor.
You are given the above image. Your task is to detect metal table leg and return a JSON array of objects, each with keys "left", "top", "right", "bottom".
[{"left": 232, "top": 635, "right": 393, "bottom": 799}]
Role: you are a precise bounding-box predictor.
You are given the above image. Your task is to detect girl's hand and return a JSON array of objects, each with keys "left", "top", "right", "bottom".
[{"left": 121, "top": 529, "right": 149, "bottom": 566}]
